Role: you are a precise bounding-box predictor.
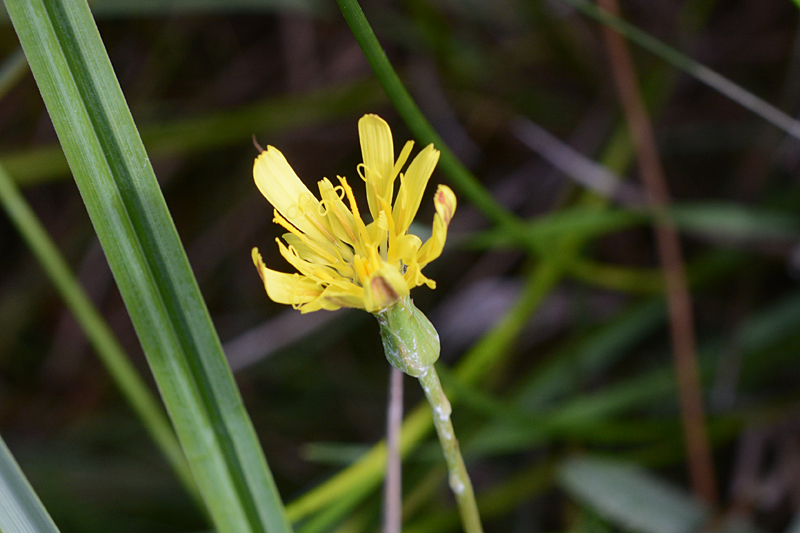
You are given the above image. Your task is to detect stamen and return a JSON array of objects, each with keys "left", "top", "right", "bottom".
[
  {"left": 297, "top": 192, "right": 335, "bottom": 242},
  {"left": 338, "top": 176, "right": 373, "bottom": 249},
  {"left": 357, "top": 163, "right": 368, "bottom": 183},
  {"left": 318, "top": 199, "right": 329, "bottom": 217}
]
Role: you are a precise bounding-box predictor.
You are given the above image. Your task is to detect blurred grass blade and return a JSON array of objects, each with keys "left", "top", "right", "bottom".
[
  {"left": 0, "top": 161, "right": 200, "bottom": 507},
  {"left": 561, "top": 0, "right": 800, "bottom": 140},
  {"left": 0, "top": 48, "right": 27, "bottom": 98},
  {"left": 5, "top": 79, "right": 386, "bottom": 187},
  {"left": 0, "top": 0, "right": 329, "bottom": 19},
  {"left": 670, "top": 203, "right": 800, "bottom": 241},
  {"left": 4, "top": 1, "right": 291, "bottom": 532},
  {"left": 559, "top": 456, "right": 709, "bottom": 533},
  {"left": 0, "top": 433, "right": 60, "bottom": 533}
]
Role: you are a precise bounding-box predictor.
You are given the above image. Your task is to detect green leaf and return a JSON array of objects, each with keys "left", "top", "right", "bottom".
[
  {"left": 559, "top": 456, "right": 709, "bottom": 533},
  {"left": 0, "top": 434, "right": 60, "bottom": 533},
  {"left": 4, "top": 1, "right": 291, "bottom": 532},
  {"left": 670, "top": 203, "right": 800, "bottom": 241}
]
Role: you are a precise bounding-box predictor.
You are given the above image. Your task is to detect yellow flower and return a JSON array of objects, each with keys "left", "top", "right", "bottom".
[{"left": 252, "top": 114, "right": 457, "bottom": 314}]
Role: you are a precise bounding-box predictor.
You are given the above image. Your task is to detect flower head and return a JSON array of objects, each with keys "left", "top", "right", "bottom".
[{"left": 252, "top": 114, "right": 456, "bottom": 314}]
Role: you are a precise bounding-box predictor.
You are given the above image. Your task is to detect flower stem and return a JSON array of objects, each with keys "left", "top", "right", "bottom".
[
  {"left": 418, "top": 366, "right": 483, "bottom": 533},
  {"left": 335, "top": 0, "right": 519, "bottom": 230}
]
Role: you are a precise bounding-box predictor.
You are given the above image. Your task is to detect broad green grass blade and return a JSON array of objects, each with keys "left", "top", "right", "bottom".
[
  {"left": 4, "top": 1, "right": 292, "bottom": 532},
  {"left": 0, "top": 433, "right": 60, "bottom": 533}
]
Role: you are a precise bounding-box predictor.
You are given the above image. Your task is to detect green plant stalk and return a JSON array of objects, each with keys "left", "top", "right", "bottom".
[
  {"left": 285, "top": 268, "right": 551, "bottom": 523},
  {"left": 289, "top": 1, "right": 726, "bottom": 524},
  {"left": 374, "top": 296, "right": 484, "bottom": 532},
  {"left": 0, "top": 160, "right": 202, "bottom": 509},
  {"left": 336, "top": 0, "right": 519, "bottom": 231},
  {"left": 418, "top": 366, "right": 483, "bottom": 533}
]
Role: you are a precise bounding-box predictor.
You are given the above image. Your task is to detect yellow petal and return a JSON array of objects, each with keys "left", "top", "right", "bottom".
[
  {"left": 366, "top": 221, "right": 385, "bottom": 252},
  {"left": 362, "top": 262, "right": 410, "bottom": 313},
  {"left": 389, "top": 233, "right": 422, "bottom": 265},
  {"left": 252, "top": 248, "right": 322, "bottom": 306},
  {"left": 393, "top": 144, "right": 440, "bottom": 235},
  {"left": 273, "top": 210, "right": 341, "bottom": 265},
  {"left": 358, "top": 114, "right": 395, "bottom": 221},
  {"left": 416, "top": 185, "right": 456, "bottom": 268},
  {"left": 282, "top": 233, "right": 355, "bottom": 279},
  {"left": 309, "top": 283, "right": 365, "bottom": 312},
  {"left": 254, "top": 147, "right": 333, "bottom": 244},
  {"left": 434, "top": 184, "right": 457, "bottom": 225},
  {"left": 404, "top": 263, "right": 436, "bottom": 290},
  {"left": 276, "top": 239, "right": 346, "bottom": 285}
]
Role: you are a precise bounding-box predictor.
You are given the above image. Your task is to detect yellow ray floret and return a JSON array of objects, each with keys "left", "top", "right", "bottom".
[{"left": 252, "top": 114, "right": 456, "bottom": 314}]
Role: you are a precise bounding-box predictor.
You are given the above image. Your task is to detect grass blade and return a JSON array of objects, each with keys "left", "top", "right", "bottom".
[
  {"left": 4, "top": 0, "right": 291, "bottom": 531},
  {"left": 559, "top": 456, "right": 709, "bottom": 533},
  {"left": 560, "top": 0, "right": 800, "bottom": 140}
]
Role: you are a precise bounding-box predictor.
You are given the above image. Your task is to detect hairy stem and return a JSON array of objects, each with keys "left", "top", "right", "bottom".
[{"left": 418, "top": 366, "right": 483, "bottom": 533}]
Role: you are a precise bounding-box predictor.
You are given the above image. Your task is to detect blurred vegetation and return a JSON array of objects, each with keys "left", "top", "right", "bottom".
[{"left": 1, "top": 0, "right": 800, "bottom": 531}]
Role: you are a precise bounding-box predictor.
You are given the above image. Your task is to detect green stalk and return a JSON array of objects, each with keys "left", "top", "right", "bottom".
[
  {"left": 418, "top": 367, "right": 483, "bottom": 533},
  {"left": 375, "top": 297, "right": 483, "bottom": 532},
  {"left": 336, "top": 0, "right": 518, "bottom": 230},
  {"left": 285, "top": 266, "right": 552, "bottom": 523}
]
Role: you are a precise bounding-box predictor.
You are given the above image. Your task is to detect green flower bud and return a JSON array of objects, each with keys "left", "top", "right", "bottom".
[{"left": 374, "top": 296, "right": 440, "bottom": 377}]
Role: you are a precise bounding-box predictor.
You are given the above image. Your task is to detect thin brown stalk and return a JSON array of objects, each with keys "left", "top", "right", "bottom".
[
  {"left": 597, "top": 0, "right": 718, "bottom": 505},
  {"left": 384, "top": 367, "right": 403, "bottom": 533}
]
